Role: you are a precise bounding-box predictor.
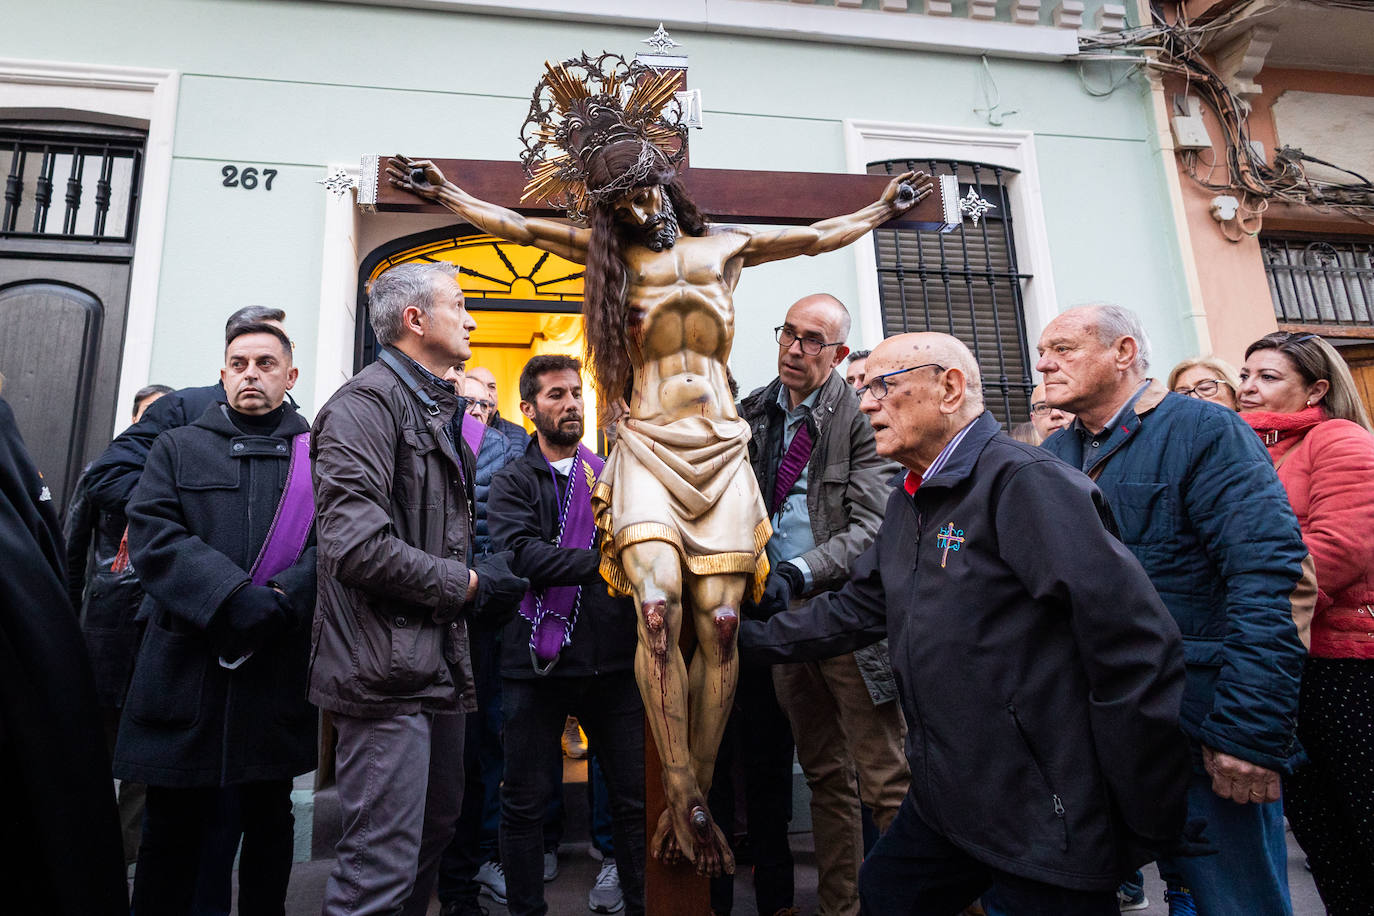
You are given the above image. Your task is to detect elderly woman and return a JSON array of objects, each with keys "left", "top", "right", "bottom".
[
  {"left": 1169, "top": 356, "right": 1241, "bottom": 410},
  {"left": 1238, "top": 331, "right": 1374, "bottom": 915}
]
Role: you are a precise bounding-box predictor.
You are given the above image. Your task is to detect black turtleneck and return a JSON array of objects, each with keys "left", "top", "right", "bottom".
[{"left": 227, "top": 403, "right": 287, "bottom": 436}]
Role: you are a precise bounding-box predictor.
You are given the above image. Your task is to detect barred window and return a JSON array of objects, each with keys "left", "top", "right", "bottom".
[
  {"left": 1262, "top": 235, "right": 1374, "bottom": 335},
  {"left": 1, "top": 121, "right": 144, "bottom": 242},
  {"left": 869, "top": 158, "right": 1035, "bottom": 423}
]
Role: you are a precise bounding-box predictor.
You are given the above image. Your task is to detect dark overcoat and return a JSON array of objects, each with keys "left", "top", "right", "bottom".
[
  {"left": 116, "top": 402, "right": 317, "bottom": 787},
  {"left": 0, "top": 398, "right": 128, "bottom": 914}
]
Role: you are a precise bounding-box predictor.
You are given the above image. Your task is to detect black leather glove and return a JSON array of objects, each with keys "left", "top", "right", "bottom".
[
  {"left": 471, "top": 551, "right": 529, "bottom": 628},
  {"left": 1160, "top": 817, "right": 1218, "bottom": 859},
  {"left": 744, "top": 569, "right": 793, "bottom": 621},
  {"left": 214, "top": 584, "right": 290, "bottom": 657},
  {"left": 774, "top": 561, "right": 805, "bottom": 597}
]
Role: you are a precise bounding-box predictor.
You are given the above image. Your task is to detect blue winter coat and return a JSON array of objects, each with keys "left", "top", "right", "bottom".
[{"left": 1042, "top": 381, "right": 1313, "bottom": 773}]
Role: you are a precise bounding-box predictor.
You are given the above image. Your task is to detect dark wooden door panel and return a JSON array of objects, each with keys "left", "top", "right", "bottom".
[{"left": 0, "top": 280, "right": 105, "bottom": 508}]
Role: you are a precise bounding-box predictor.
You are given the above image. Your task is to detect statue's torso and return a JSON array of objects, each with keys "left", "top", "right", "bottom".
[{"left": 624, "top": 231, "right": 746, "bottom": 425}]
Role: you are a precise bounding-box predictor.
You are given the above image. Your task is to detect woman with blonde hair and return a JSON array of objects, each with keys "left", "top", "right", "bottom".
[
  {"left": 1168, "top": 356, "right": 1242, "bottom": 410},
  {"left": 1238, "top": 330, "right": 1374, "bottom": 915}
]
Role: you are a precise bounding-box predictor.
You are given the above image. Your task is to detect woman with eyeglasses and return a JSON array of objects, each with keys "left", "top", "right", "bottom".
[
  {"left": 1167, "top": 356, "right": 1242, "bottom": 410},
  {"left": 1237, "top": 331, "right": 1374, "bottom": 915}
]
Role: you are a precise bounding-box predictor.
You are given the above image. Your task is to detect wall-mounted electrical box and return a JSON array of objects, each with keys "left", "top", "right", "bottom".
[{"left": 1171, "top": 95, "right": 1213, "bottom": 151}]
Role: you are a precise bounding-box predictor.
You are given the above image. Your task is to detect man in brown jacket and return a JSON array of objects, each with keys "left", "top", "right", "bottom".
[{"left": 310, "top": 262, "right": 527, "bottom": 916}]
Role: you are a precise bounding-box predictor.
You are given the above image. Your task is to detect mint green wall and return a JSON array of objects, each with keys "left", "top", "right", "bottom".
[{"left": 10, "top": 0, "right": 1192, "bottom": 404}]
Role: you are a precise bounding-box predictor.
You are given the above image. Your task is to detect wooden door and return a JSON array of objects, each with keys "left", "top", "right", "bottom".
[
  {"left": 0, "top": 120, "right": 144, "bottom": 510},
  {"left": 1340, "top": 343, "right": 1374, "bottom": 423}
]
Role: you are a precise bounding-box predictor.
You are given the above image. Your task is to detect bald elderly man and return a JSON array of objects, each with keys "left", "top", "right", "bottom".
[{"left": 740, "top": 333, "right": 1190, "bottom": 914}]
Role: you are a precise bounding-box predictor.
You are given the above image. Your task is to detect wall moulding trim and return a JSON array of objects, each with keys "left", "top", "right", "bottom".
[
  {"left": 0, "top": 57, "right": 179, "bottom": 437},
  {"left": 309, "top": 0, "right": 1079, "bottom": 60},
  {"left": 842, "top": 118, "right": 1061, "bottom": 354}
]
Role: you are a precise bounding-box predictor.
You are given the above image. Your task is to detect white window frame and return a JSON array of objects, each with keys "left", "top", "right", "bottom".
[
  {"left": 0, "top": 58, "right": 179, "bottom": 436},
  {"left": 842, "top": 119, "right": 1060, "bottom": 354}
]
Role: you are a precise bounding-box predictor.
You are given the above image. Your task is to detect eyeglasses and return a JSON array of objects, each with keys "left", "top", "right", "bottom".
[
  {"left": 1174, "top": 379, "right": 1224, "bottom": 399},
  {"left": 775, "top": 326, "right": 844, "bottom": 356},
  {"left": 466, "top": 398, "right": 495, "bottom": 413},
  {"left": 1030, "top": 401, "right": 1051, "bottom": 415},
  {"left": 857, "top": 363, "right": 945, "bottom": 401}
]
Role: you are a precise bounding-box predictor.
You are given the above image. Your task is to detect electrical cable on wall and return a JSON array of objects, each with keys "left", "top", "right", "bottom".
[{"left": 1073, "top": 1, "right": 1374, "bottom": 231}]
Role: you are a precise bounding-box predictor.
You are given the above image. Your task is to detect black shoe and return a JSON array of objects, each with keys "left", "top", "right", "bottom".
[{"left": 440, "top": 900, "right": 489, "bottom": 916}]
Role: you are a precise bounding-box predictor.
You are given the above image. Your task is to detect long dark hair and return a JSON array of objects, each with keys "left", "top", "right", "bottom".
[{"left": 581, "top": 174, "right": 708, "bottom": 402}]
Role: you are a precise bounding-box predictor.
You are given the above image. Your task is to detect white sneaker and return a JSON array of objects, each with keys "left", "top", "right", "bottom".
[
  {"left": 475, "top": 859, "right": 507, "bottom": 905},
  {"left": 587, "top": 859, "right": 624, "bottom": 913},
  {"left": 543, "top": 849, "right": 560, "bottom": 882}
]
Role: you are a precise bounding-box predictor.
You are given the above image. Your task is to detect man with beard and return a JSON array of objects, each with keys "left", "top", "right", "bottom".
[
  {"left": 388, "top": 51, "right": 930, "bottom": 873},
  {"left": 487, "top": 354, "right": 644, "bottom": 916}
]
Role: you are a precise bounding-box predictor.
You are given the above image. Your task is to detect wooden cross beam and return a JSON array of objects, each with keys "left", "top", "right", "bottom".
[{"left": 358, "top": 155, "right": 960, "bottom": 231}]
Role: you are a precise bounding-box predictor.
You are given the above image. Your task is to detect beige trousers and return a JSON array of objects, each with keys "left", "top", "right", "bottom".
[{"left": 774, "top": 653, "right": 910, "bottom": 916}]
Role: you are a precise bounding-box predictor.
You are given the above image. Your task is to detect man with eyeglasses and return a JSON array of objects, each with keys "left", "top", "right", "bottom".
[
  {"left": 1029, "top": 383, "right": 1073, "bottom": 443},
  {"left": 738, "top": 293, "right": 908, "bottom": 916},
  {"left": 742, "top": 331, "right": 1191, "bottom": 915},
  {"left": 1036, "top": 305, "right": 1312, "bottom": 916}
]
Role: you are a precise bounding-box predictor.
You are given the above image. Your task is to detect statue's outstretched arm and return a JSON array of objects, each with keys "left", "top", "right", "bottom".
[
  {"left": 387, "top": 155, "right": 591, "bottom": 265},
  {"left": 737, "top": 170, "right": 931, "bottom": 268}
]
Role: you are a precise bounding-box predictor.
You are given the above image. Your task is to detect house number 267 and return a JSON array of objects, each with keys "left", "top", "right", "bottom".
[{"left": 221, "top": 165, "right": 278, "bottom": 190}]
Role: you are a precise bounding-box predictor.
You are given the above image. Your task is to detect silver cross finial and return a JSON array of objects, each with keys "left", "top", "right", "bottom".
[
  {"left": 317, "top": 168, "right": 357, "bottom": 201},
  {"left": 642, "top": 23, "right": 680, "bottom": 54},
  {"left": 958, "top": 187, "right": 997, "bottom": 226}
]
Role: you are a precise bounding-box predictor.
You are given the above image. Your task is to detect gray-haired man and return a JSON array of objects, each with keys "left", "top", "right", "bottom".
[{"left": 311, "top": 263, "right": 527, "bottom": 915}]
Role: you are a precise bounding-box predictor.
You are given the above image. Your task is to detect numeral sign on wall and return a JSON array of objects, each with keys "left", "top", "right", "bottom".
[{"left": 221, "top": 165, "right": 278, "bottom": 190}]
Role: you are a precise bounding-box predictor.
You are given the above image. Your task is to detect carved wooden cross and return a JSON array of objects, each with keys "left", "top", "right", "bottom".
[{"left": 357, "top": 155, "right": 959, "bottom": 232}]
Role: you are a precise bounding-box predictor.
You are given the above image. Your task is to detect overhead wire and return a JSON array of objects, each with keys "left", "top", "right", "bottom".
[{"left": 1073, "top": 0, "right": 1374, "bottom": 224}]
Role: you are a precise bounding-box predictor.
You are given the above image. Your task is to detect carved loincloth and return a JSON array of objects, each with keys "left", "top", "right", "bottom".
[{"left": 592, "top": 415, "right": 771, "bottom": 603}]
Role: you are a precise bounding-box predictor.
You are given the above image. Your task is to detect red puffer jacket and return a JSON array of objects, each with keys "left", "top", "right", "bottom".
[{"left": 1244, "top": 406, "right": 1374, "bottom": 658}]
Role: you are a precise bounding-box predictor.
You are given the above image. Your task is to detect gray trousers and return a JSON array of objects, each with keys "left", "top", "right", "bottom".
[{"left": 322, "top": 710, "right": 465, "bottom": 916}]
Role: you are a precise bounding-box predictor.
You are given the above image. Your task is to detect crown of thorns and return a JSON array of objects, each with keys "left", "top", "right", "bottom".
[{"left": 519, "top": 51, "right": 688, "bottom": 223}]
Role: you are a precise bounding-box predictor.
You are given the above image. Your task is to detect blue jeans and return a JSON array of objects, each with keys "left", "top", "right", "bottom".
[
  {"left": 588, "top": 756, "right": 614, "bottom": 857},
  {"left": 858, "top": 793, "right": 1117, "bottom": 916},
  {"left": 1157, "top": 764, "right": 1292, "bottom": 916},
  {"left": 499, "top": 673, "right": 645, "bottom": 916}
]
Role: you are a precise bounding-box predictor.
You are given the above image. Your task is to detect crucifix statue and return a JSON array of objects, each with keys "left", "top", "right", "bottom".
[{"left": 387, "top": 50, "right": 931, "bottom": 877}]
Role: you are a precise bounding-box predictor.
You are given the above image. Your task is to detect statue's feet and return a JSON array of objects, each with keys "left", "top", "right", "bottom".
[
  {"left": 651, "top": 808, "right": 686, "bottom": 866},
  {"left": 687, "top": 804, "right": 735, "bottom": 877},
  {"left": 652, "top": 795, "right": 735, "bottom": 877}
]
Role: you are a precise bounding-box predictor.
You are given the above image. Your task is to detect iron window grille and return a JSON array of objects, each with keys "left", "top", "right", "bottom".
[
  {"left": 1261, "top": 235, "right": 1374, "bottom": 333},
  {"left": 870, "top": 158, "right": 1035, "bottom": 424},
  {"left": 1, "top": 122, "right": 144, "bottom": 243}
]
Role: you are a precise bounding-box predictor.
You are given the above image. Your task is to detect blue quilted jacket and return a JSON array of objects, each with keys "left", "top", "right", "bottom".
[{"left": 1043, "top": 381, "right": 1312, "bottom": 772}]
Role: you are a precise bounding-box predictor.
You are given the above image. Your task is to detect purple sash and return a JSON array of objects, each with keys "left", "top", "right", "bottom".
[
  {"left": 460, "top": 412, "right": 486, "bottom": 458},
  {"left": 519, "top": 443, "right": 605, "bottom": 674},
  {"left": 249, "top": 432, "right": 314, "bottom": 586}
]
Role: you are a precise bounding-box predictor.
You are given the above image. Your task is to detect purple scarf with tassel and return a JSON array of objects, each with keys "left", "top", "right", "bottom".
[{"left": 519, "top": 443, "right": 605, "bottom": 674}]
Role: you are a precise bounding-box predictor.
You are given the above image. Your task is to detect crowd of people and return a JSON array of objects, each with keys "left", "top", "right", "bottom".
[{"left": 1, "top": 262, "right": 1371, "bottom": 916}]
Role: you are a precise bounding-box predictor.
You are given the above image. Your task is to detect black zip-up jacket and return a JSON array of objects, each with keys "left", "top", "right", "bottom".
[
  {"left": 488, "top": 436, "right": 636, "bottom": 679},
  {"left": 740, "top": 411, "right": 1189, "bottom": 890}
]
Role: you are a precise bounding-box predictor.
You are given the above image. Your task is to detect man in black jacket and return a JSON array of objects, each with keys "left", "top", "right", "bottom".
[
  {"left": 62, "top": 381, "right": 172, "bottom": 866},
  {"left": 487, "top": 354, "right": 645, "bottom": 916},
  {"left": 740, "top": 332, "right": 1190, "bottom": 915},
  {"left": 119, "top": 322, "right": 318, "bottom": 916}
]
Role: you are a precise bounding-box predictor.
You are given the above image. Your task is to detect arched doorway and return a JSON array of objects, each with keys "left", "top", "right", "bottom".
[{"left": 356, "top": 225, "right": 598, "bottom": 447}]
